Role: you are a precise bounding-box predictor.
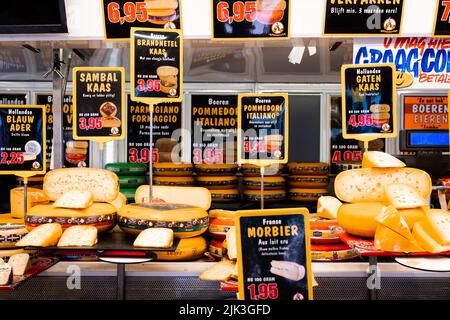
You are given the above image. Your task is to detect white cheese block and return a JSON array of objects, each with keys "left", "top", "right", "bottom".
[
  {"left": 7, "top": 253, "right": 31, "bottom": 276},
  {"left": 317, "top": 196, "right": 342, "bottom": 220},
  {"left": 0, "top": 264, "right": 12, "bottom": 285},
  {"left": 226, "top": 227, "right": 237, "bottom": 260},
  {"left": 419, "top": 210, "right": 450, "bottom": 246},
  {"left": 16, "top": 223, "right": 62, "bottom": 247},
  {"left": 133, "top": 228, "right": 174, "bottom": 248},
  {"left": 199, "top": 259, "right": 236, "bottom": 282},
  {"left": 385, "top": 183, "right": 428, "bottom": 209},
  {"left": 54, "top": 190, "right": 94, "bottom": 209},
  {"left": 57, "top": 226, "right": 98, "bottom": 247},
  {"left": 362, "top": 151, "right": 406, "bottom": 168}
]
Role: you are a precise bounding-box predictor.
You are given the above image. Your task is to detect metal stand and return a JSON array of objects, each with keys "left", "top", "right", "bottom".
[
  {"left": 149, "top": 108, "right": 154, "bottom": 203},
  {"left": 260, "top": 167, "right": 265, "bottom": 209}
]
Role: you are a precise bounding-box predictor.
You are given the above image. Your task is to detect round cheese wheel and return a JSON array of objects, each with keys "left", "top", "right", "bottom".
[
  {"left": 25, "top": 203, "right": 117, "bottom": 233},
  {"left": 337, "top": 202, "right": 385, "bottom": 238},
  {"left": 208, "top": 210, "right": 235, "bottom": 240},
  {"left": 209, "top": 239, "right": 224, "bottom": 257},
  {"left": 155, "top": 236, "right": 207, "bottom": 261},
  {"left": 153, "top": 163, "right": 193, "bottom": 176},
  {"left": 240, "top": 164, "right": 284, "bottom": 177},
  {"left": 288, "top": 188, "right": 328, "bottom": 202},
  {"left": 118, "top": 203, "right": 209, "bottom": 238},
  {"left": 196, "top": 176, "right": 238, "bottom": 189},
  {"left": 195, "top": 164, "right": 238, "bottom": 176},
  {"left": 244, "top": 189, "right": 286, "bottom": 202},
  {"left": 243, "top": 176, "right": 286, "bottom": 190},
  {"left": 311, "top": 243, "right": 358, "bottom": 261},
  {"left": 105, "top": 163, "right": 148, "bottom": 176},
  {"left": 0, "top": 215, "right": 28, "bottom": 249},
  {"left": 153, "top": 176, "right": 195, "bottom": 187},
  {"left": 210, "top": 189, "right": 240, "bottom": 203},
  {"left": 288, "top": 175, "right": 329, "bottom": 188},
  {"left": 288, "top": 162, "right": 330, "bottom": 176}
]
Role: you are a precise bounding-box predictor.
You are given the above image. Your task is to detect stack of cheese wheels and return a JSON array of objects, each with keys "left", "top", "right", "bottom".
[
  {"left": 241, "top": 164, "right": 286, "bottom": 202},
  {"left": 287, "top": 162, "right": 330, "bottom": 202},
  {"left": 25, "top": 168, "right": 123, "bottom": 233},
  {"left": 333, "top": 151, "right": 450, "bottom": 254},
  {"left": 195, "top": 164, "right": 239, "bottom": 203},
  {"left": 105, "top": 163, "right": 148, "bottom": 203},
  {"left": 208, "top": 210, "right": 235, "bottom": 258},
  {"left": 0, "top": 215, "right": 28, "bottom": 249},
  {"left": 152, "top": 162, "right": 195, "bottom": 188}
]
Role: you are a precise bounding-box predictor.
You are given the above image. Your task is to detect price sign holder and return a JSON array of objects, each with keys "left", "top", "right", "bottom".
[
  {"left": 235, "top": 208, "right": 313, "bottom": 300},
  {"left": 72, "top": 67, "right": 126, "bottom": 168},
  {"left": 237, "top": 93, "right": 289, "bottom": 209},
  {"left": 341, "top": 64, "right": 397, "bottom": 151},
  {"left": 0, "top": 105, "right": 46, "bottom": 218},
  {"left": 130, "top": 27, "right": 183, "bottom": 203}
]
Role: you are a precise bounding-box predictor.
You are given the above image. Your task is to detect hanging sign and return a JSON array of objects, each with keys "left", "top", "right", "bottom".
[
  {"left": 191, "top": 94, "right": 238, "bottom": 164},
  {"left": 341, "top": 64, "right": 397, "bottom": 141},
  {"left": 73, "top": 67, "right": 126, "bottom": 144},
  {"left": 0, "top": 105, "right": 46, "bottom": 176},
  {"left": 323, "top": 0, "right": 404, "bottom": 36},
  {"left": 212, "top": 0, "right": 290, "bottom": 40},
  {"left": 127, "top": 95, "right": 182, "bottom": 164},
  {"left": 131, "top": 27, "right": 183, "bottom": 103},
  {"left": 238, "top": 93, "right": 288, "bottom": 165},
  {"left": 236, "top": 208, "right": 313, "bottom": 301},
  {"left": 102, "top": 0, "right": 182, "bottom": 40}
]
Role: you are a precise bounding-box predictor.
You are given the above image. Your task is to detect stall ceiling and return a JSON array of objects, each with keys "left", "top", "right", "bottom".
[{"left": 0, "top": 39, "right": 352, "bottom": 83}]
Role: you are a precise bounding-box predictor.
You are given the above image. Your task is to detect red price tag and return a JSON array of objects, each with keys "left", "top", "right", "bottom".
[
  {"left": 79, "top": 117, "right": 103, "bottom": 130},
  {"left": 107, "top": 1, "right": 148, "bottom": 25},
  {"left": 1, "top": 152, "right": 25, "bottom": 165},
  {"left": 129, "top": 148, "right": 158, "bottom": 164},
  {"left": 244, "top": 141, "right": 266, "bottom": 153},
  {"left": 192, "top": 148, "right": 223, "bottom": 164},
  {"left": 331, "top": 150, "right": 362, "bottom": 164},
  {"left": 247, "top": 283, "right": 279, "bottom": 300},
  {"left": 348, "top": 114, "right": 374, "bottom": 128},
  {"left": 216, "top": 1, "right": 257, "bottom": 24},
  {"left": 136, "top": 79, "right": 162, "bottom": 93}
]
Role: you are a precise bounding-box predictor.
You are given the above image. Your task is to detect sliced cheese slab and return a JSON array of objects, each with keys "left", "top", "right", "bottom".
[
  {"left": 335, "top": 168, "right": 432, "bottom": 203},
  {"left": 199, "top": 259, "right": 236, "bottom": 282},
  {"left": 135, "top": 185, "right": 211, "bottom": 210},
  {"left": 337, "top": 202, "right": 385, "bottom": 238},
  {"left": 16, "top": 223, "right": 62, "bottom": 247},
  {"left": 54, "top": 190, "right": 94, "bottom": 209},
  {"left": 419, "top": 209, "right": 450, "bottom": 246},
  {"left": 362, "top": 151, "right": 406, "bottom": 168},
  {"left": 155, "top": 236, "right": 207, "bottom": 261},
  {"left": 107, "top": 192, "right": 127, "bottom": 211},
  {"left": 226, "top": 227, "right": 237, "bottom": 260},
  {"left": 133, "top": 228, "right": 173, "bottom": 248},
  {"left": 385, "top": 183, "right": 428, "bottom": 209},
  {"left": 398, "top": 208, "right": 427, "bottom": 229},
  {"left": 0, "top": 264, "right": 12, "bottom": 285},
  {"left": 374, "top": 225, "right": 424, "bottom": 253},
  {"left": 7, "top": 253, "right": 31, "bottom": 276},
  {"left": 412, "top": 221, "right": 450, "bottom": 254},
  {"left": 375, "top": 206, "right": 415, "bottom": 243},
  {"left": 10, "top": 187, "right": 49, "bottom": 219},
  {"left": 57, "top": 226, "right": 98, "bottom": 247},
  {"left": 44, "top": 168, "right": 119, "bottom": 202},
  {"left": 317, "top": 196, "right": 342, "bottom": 220}
]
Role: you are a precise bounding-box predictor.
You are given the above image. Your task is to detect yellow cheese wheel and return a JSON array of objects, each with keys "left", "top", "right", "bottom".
[
  {"left": 10, "top": 187, "right": 49, "bottom": 219},
  {"left": 118, "top": 203, "right": 209, "bottom": 238},
  {"left": 153, "top": 176, "right": 195, "bottom": 187},
  {"left": 210, "top": 189, "right": 240, "bottom": 203},
  {"left": 337, "top": 202, "right": 386, "bottom": 238},
  {"left": 0, "top": 215, "right": 28, "bottom": 249},
  {"left": 208, "top": 210, "right": 235, "bottom": 240},
  {"left": 195, "top": 164, "right": 238, "bottom": 176},
  {"left": 196, "top": 176, "right": 238, "bottom": 189},
  {"left": 243, "top": 176, "right": 286, "bottom": 190},
  {"left": 153, "top": 163, "right": 193, "bottom": 176},
  {"left": 155, "top": 236, "right": 207, "bottom": 261},
  {"left": 25, "top": 203, "right": 117, "bottom": 233}
]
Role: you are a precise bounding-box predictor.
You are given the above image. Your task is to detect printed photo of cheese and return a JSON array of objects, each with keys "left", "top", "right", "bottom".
[{"left": 270, "top": 260, "right": 305, "bottom": 281}]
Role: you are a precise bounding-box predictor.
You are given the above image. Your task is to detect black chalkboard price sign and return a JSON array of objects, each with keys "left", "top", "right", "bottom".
[
  {"left": 102, "top": 0, "right": 182, "bottom": 40},
  {"left": 0, "top": 105, "right": 46, "bottom": 176},
  {"left": 235, "top": 208, "right": 313, "bottom": 301},
  {"left": 212, "top": 0, "right": 290, "bottom": 40}
]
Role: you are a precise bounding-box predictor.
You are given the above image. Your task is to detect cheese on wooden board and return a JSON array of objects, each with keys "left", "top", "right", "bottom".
[
  {"left": 418, "top": 209, "right": 450, "bottom": 245},
  {"left": 16, "top": 223, "right": 62, "bottom": 247},
  {"left": 0, "top": 264, "right": 12, "bottom": 285},
  {"left": 57, "top": 226, "right": 98, "bottom": 247},
  {"left": 43, "top": 168, "right": 119, "bottom": 202},
  {"left": 385, "top": 183, "right": 428, "bottom": 209},
  {"left": 226, "top": 227, "right": 237, "bottom": 260},
  {"left": 337, "top": 202, "right": 385, "bottom": 238},
  {"left": 374, "top": 225, "right": 424, "bottom": 253},
  {"left": 155, "top": 236, "right": 207, "bottom": 261},
  {"left": 107, "top": 192, "right": 127, "bottom": 211},
  {"left": 26, "top": 203, "right": 117, "bottom": 233},
  {"left": 54, "top": 190, "right": 94, "bottom": 209},
  {"left": 199, "top": 259, "right": 236, "bottom": 282},
  {"left": 334, "top": 168, "right": 432, "bottom": 203},
  {"left": 317, "top": 196, "right": 342, "bottom": 220},
  {"left": 135, "top": 185, "right": 211, "bottom": 210},
  {"left": 362, "top": 151, "right": 406, "bottom": 168},
  {"left": 412, "top": 222, "right": 450, "bottom": 254},
  {"left": 7, "top": 253, "right": 31, "bottom": 276},
  {"left": 375, "top": 206, "right": 415, "bottom": 242},
  {"left": 10, "top": 187, "right": 49, "bottom": 219},
  {"left": 133, "top": 228, "right": 174, "bottom": 248},
  {"left": 118, "top": 203, "right": 209, "bottom": 238}
]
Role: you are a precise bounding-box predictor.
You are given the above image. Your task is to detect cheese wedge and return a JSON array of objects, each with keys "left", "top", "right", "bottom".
[
  {"left": 156, "top": 236, "right": 207, "bottom": 261},
  {"left": 54, "top": 190, "right": 94, "bottom": 209},
  {"left": 107, "top": 192, "right": 127, "bottom": 211},
  {"left": 418, "top": 209, "right": 450, "bottom": 245},
  {"left": 335, "top": 168, "right": 432, "bottom": 203},
  {"left": 199, "top": 259, "right": 236, "bottom": 282},
  {"left": 0, "top": 264, "right": 12, "bottom": 285},
  {"left": 226, "top": 227, "right": 237, "bottom": 260},
  {"left": 7, "top": 253, "right": 31, "bottom": 276},
  {"left": 398, "top": 208, "right": 427, "bottom": 229},
  {"left": 133, "top": 228, "right": 174, "bottom": 248},
  {"left": 374, "top": 225, "right": 424, "bottom": 253},
  {"left": 337, "top": 202, "right": 385, "bottom": 238},
  {"left": 317, "top": 196, "right": 342, "bottom": 220},
  {"left": 10, "top": 187, "right": 49, "bottom": 219},
  {"left": 362, "top": 151, "right": 406, "bottom": 168},
  {"left": 385, "top": 183, "right": 428, "bottom": 209},
  {"left": 16, "top": 223, "right": 62, "bottom": 247},
  {"left": 375, "top": 206, "right": 415, "bottom": 242},
  {"left": 57, "top": 226, "right": 98, "bottom": 247},
  {"left": 135, "top": 185, "right": 211, "bottom": 210},
  {"left": 412, "top": 221, "right": 450, "bottom": 254}
]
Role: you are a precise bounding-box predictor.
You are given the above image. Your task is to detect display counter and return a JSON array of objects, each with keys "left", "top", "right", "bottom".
[{"left": 1, "top": 261, "right": 450, "bottom": 300}]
